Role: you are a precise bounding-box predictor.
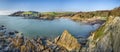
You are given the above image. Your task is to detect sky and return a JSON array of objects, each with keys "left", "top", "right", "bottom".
[{"left": 0, "top": 0, "right": 120, "bottom": 15}]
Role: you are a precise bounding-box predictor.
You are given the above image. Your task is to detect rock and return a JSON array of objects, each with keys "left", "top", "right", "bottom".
[
  {"left": 25, "top": 40, "right": 35, "bottom": 52},
  {"left": 36, "top": 43, "right": 45, "bottom": 51},
  {"left": 8, "top": 32, "right": 15, "bottom": 35},
  {"left": 55, "top": 30, "right": 81, "bottom": 51},
  {"left": 42, "top": 47, "right": 52, "bottom": 52},
  {"left": 53, "top": 46, "right": 68, "bottom": 52},
  {"left": 0, "top": 32, "right": 4, "bottom": 36},
  {"left": 87, "top": 16, "right": 120, "bottom": 52},
  {"left": 77, "top": 37, "right": 88, "bottom": 46},
  {"left": 37, "top": 38, "right": 43, "bottom": 44},
  {"left": 10, "top": 38, "right": 23, "bottom": 48},
  {"left": 1, "top": 25, "right": 4, "bottom": 27},
  {"left": 20, "top": 45, "right": 27, "bottom": 52},
  {"left": 16, "top": 32, "right": 23, "bottom": 39},
  {"left": 71, "top": 14, "right": 82, "bottom": 21},
  {"left": 14, "top": 30, "right": 19, "bottom": 33},
  {"left": 46, "top": 40, "right": 53, "bottom": 46}
]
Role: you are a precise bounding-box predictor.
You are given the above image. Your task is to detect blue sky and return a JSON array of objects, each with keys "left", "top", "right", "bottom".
[{"left": 0, "top": 0, "right": 120, "bottom": 12}]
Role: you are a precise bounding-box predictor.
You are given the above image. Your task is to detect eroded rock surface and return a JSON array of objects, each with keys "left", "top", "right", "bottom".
[
  {"left": 55, "top": 30, "right": 81, "bottom": 51},
  {"left": 86, "top": 16, "right": 120, "bottom": 52},
  {"left": 0, "top": 26, "right": 81, "bottom": 52}
]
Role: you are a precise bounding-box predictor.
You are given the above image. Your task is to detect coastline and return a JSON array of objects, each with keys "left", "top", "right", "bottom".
[
  {"left": 1, "top": 14, "right": 120, "bottom": 52},
  {"left": 0, "top": 25, "right": 86, "bottom": 52},
  {"left": 1, "top": 7, "right": 120, "bottom": 52}
]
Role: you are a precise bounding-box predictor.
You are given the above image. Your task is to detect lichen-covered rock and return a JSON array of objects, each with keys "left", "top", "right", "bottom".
[{"left": 55, "top": 30, "right": 81, "bottom": 51}]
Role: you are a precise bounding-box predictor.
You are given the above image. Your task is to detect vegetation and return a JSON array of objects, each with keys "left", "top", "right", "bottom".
[
  {"left": 22, "top": 11, "right": 33, "bottom": 15},
  {"left": 93, "top": 16, "right": 114, "bottom": 40},
  {"left": 10, "top": 7, "right": 120, "bottom": 20},
  {"left": 110, "top": 7, "right": 120, "bottom": 16},
  {"left": 40, "top": 12, "right": 75, "bottom": 17},
  {"left": 73, "top": 10, "right": 110, "bottom": 19},
  {"left": 93, "top": 24, "right": 106, "bottom": 40}
]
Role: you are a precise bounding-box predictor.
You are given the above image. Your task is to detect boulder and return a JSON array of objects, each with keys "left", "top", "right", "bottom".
[
  {"left": 0, "top": 32, "right": 4, "bottom": 36},
  {"left": 15, "top": 32, "right": 23, "bottom": 39},
  {"left": 55, "top": 30, "right": 81, "bottom": 51},
  {"left": 8, "top": 32, "right": 14, "bottom": 35},
  {"left": 20, "top": 45, "right": 27, "bottom": 52}
]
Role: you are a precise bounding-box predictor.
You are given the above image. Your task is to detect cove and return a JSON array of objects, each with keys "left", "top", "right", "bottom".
[{"left": 0, "top": 15, "right": 100, "bottom": 38}]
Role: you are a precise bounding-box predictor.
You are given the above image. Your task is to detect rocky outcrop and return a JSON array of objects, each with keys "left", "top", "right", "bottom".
[
  {"left": 55, "top": 30, "right": 81, "bottom": 51},
  {"left": 86, "top": 16, "right": 120, "bottom": 52},
  {"left": 7, "top": 30, "right": 79, "bottom": 52},
  {"left": 1, "top": 26, "right": 81, "bottom": 52}
]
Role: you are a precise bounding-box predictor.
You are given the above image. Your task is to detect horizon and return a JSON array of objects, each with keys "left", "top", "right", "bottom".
[{"left": 0, "top": 0, "right": 120, "bottom": 15}]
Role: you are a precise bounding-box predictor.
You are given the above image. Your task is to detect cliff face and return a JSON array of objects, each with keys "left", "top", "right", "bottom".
[
  {"left": 55, "top": 30, "right": 81, "bottom": 51},
  {"left": 87, "top": 16, "right": 120, "bottom": 52}
]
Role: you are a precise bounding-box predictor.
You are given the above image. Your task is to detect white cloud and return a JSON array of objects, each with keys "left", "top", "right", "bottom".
[{"left": 0, "top": 10, "right": 14, "bottom": 15}]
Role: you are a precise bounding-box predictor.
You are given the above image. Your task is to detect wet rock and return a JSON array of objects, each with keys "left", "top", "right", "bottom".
[
  {"left": 1, "top": 25, "right": 4, "bottom": 27},
  {"left": 77, "top": 37, "right": 88, "bottom": 46},
  {"left": 8, "top": 32, "right": 15, "bottom": 35},
  {"left": 14, "top": 30, "right": 19, "bottom": 33},
  {"left": 0, "top": 32, "right": 4, "bottom": 36}
]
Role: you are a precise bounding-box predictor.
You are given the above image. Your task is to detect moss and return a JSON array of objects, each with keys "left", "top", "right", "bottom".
[
  {"left": 93, "top": 24, "right": 106, "bottom": 40},
  {"left": 93, "top": 16, "right": 113, "bottom": 40}
]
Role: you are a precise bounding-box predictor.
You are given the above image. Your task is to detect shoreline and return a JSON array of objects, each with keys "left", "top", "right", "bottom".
[
  {"left": 0, "top": 25, "right": 87, "bottom": 52},
  {"left": 9, "top": 15, "right": 106, "bottom": 25},
  {"left": 0, "top": 15, "right": 102, "bottom": 40},
  {"left": 0, "top": 7, "right": 119, "bottom": 52}
]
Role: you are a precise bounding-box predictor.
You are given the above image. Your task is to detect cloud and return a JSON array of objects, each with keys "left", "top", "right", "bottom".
[{"left": 0, "top": 10, "right": 14, "bottom": 15}]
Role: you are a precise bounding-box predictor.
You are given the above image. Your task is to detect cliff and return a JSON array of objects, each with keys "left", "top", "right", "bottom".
[{"left": 86, "top": 16, "right": 120, "bottom": 52}]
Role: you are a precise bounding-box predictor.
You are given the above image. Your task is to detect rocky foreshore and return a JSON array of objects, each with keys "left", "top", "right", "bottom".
[{"left": 0, "top": 25, "right": 85, "bottom": 52}]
